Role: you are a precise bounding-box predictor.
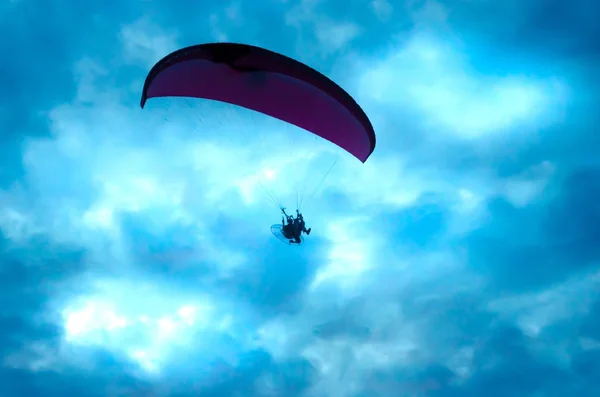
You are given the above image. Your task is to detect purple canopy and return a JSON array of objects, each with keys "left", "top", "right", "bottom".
[{"left": 141, "top": 43, "right": 375, "bottom": 162}]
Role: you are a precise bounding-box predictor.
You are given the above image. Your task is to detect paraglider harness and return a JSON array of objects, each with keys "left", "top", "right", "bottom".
[{"left": 281, "top": 208, "right": 311, "bottom": 243}]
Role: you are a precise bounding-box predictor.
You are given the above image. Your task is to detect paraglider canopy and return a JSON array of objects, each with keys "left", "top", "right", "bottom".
[{"left": 140, "top": 42, "right": 376, "bottom": 162}]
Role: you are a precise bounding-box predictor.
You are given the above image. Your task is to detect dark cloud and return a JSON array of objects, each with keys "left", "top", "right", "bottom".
[
  {"left": 312, "top": 299, "right": 373, "bottom": 341},
  {"left": 580, "top": 298, "right": 600, "bottom": 341},
  {"left": 143, "top": 348, "right": 318, "bottom": 397},
  {"left": 446, "top": 0, "right": 600, "bottom": 62},
  {"left": 466, "top": 166, "right": 600, "bottom": 292},
  {"left": 218, "top": 232, "right": 328, "bottom": 315},
  {"left": 375, "top": 193, "right": 449, "bottom": 250},
  {"left": 119, "top": 211, "right": 215, "bottom": 279},
  {"left": 349, "top": 304, "right": 600, "bottom": 397},
  {"left": 361, "top": 363, "right": 456, "bottom": 396},
  {"left": 0, "top": 350, "right": 152, "bottom": 397}
]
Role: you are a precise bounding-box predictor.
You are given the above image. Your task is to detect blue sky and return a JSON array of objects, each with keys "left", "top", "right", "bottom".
[{"left": 2, "top": 0, "right": 600, "bottom": 396}]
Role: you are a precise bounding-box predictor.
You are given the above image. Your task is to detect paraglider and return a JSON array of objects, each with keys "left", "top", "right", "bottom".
[
  {"left": 279, "top": 208, "right": 311, "bottom": 244},
  {"left": 140, "top": 42, "right": 375, "bottom": 245},
  {"left": 282, "top": 209, "right": 295, "bottom": 237},
  {"left": 270, "top": 208, "right": 310, "bottom": 245}
]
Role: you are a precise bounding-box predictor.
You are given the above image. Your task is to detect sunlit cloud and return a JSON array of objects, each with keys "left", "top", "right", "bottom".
[
  {"left": 359, "top": 34, "right": 569, "bottom": 137},
  {"left": 60, "top": 281, "right": 243, "bottom": 374}
]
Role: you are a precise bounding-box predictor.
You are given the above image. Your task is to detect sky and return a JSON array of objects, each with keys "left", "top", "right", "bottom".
[{"left": 1, "top": 0, "right": 600, "bottom": 396}]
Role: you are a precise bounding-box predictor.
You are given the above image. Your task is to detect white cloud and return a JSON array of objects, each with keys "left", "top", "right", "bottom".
[
  {"left": 358, "top": 34, "right": 569, "bottom": 138},
  {"left": 119, "top": 17, "right": 179, "bottom": 68},
  {"left": 501, "top": 162, "right": 555, "bottom": 208},
  {"left": 60, "top": 279, "right": 239, "bottom": 374},
  {"left": 313, "top": 20, "right": 361, "bottom": 52},
  {"left": 208, "top": 3, "right": 244, "bottom": 42},
  {"left": 488, "top": 271, "right": 600, "bottom": 336},
  {"left": 209, "top": 14, "right": 229, "bottom": 42},
  {"left": 360, "top": 34, "right": 567, "bottom": 138},
  {"left": 0, "top": 192, "right": 38, "bottom": 241},
  {"left": 311, "top": 215, "right": 375, "bottom": 290},
  {"left": 225, "top": 2, "right": 242, "bottom": 21},
  {"left": 285, "top": 0, "right": 361, "bottom": 53},
  {"left": 406, "top": 0, "right": 449, "bottom": 27},
  {"left": 370, "top": 0, "right": 392, "bottom": 21}
]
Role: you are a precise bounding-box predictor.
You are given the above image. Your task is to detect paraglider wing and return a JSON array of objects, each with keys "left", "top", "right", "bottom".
[{"left": 140, "top": 42, "right": 376, "bottom": 162}]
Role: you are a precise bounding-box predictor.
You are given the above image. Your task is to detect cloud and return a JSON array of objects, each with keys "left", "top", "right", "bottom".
[
  {"left": 465, "top": 166, "right": 600, "bottom": 292},
  {"left": 370, "top": 0, "right": 393, "bottom": 21},
  {"left": 358, "top": 34, "right": 569, "bottom": 138},
  {"left": 285, "top": 0, "right": 362, "bottom": 54},
  {"left": 2, "top": 0, "right": 600, "bottom": 396},
  {"left": 119, "top": 18, "right": 180, "bottom": 68}
]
